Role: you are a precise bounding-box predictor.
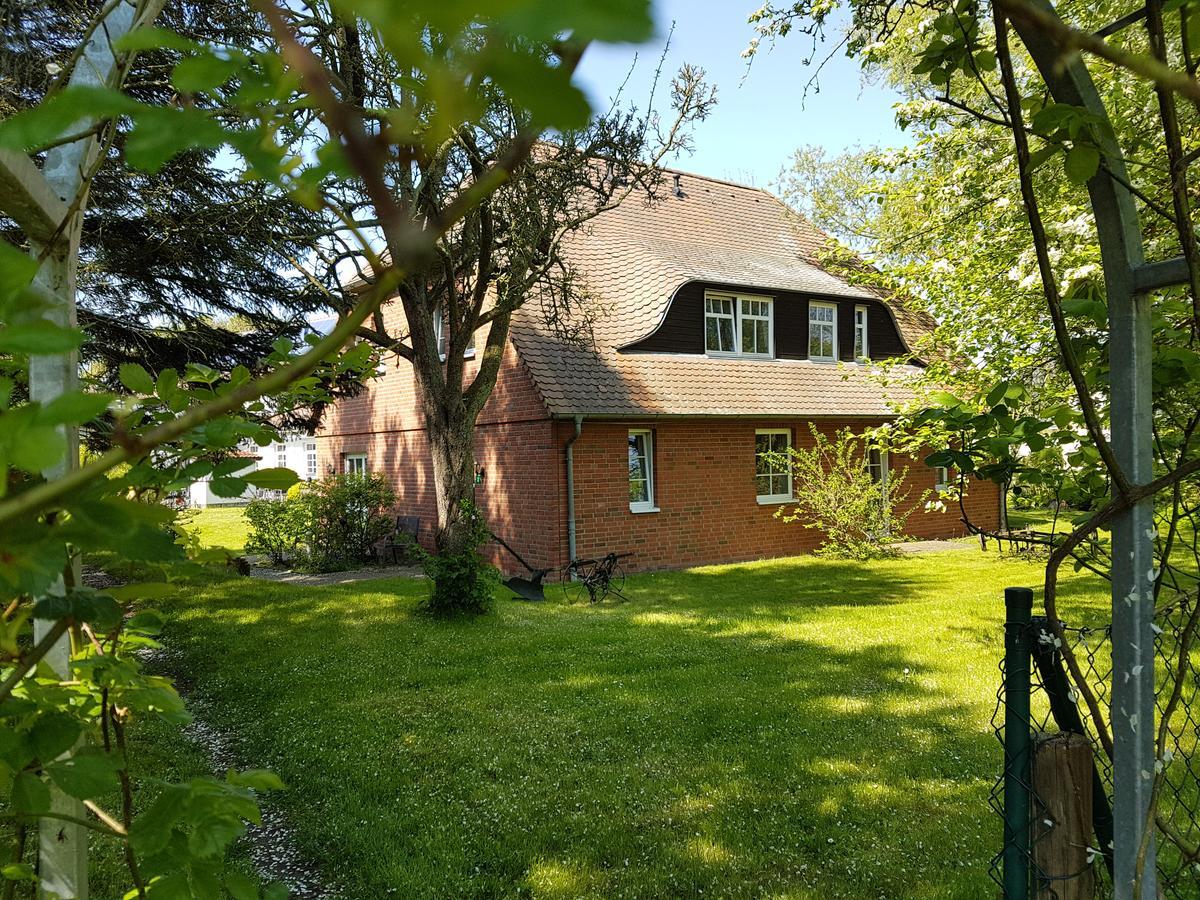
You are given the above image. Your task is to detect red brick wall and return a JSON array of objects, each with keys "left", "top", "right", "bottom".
[
  {"left": 561, "top": 418, "right": 1001, "bottom": 572},
  {"left": 317, "top": 323, "right": 564, "bottom": 571},
  {"left": 316, "top": 309, "right": 999, "bottom": 575}
]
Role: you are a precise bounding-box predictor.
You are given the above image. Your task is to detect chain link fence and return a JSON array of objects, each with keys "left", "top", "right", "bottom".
[{"left": 989, "top": 588, "right": 1200, "bottom": 898}]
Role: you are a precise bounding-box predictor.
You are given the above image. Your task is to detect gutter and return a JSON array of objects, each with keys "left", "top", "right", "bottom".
[{"left": 564, "top": 415, "right": 583, "bottom": 563}]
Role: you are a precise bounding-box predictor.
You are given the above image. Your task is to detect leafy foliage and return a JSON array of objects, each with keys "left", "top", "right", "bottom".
[
  {"left": 422, "top": 499, "right": 499, "bottom": 615},
  {"left": 1, "top": 0, "right": 657, "bottom": 893},
  {"left": 774, "top": 427, "right": 927, "bottom": 559}
]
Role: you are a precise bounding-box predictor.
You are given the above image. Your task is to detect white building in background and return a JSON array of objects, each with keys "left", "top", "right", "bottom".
[{"left": 186, "top": 433, "right": 321, "bottom": 508}]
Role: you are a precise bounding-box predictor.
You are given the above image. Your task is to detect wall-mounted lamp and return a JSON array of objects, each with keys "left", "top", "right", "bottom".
[{"left": 474, "top": 466, "right": 486, "bottom": 486}]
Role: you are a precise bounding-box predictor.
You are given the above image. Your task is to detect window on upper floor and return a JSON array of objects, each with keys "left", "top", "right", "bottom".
[
  {"left": 433, "top": 308, "right": 476, "bottom": 362},
  {"left": 704, "top": 291, "right": 773, "bottom": 358},
  {"left": 854, "top": 305, "right": 869, "bottom": 360},
  {"left": 809, "top": 301, "right": 837, "bottom": 362}
]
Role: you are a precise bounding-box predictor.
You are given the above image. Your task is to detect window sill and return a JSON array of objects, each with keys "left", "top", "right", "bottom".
[
  {"left": 705, "top": 351, "right": 775, "bottom": 360},
  {"left": 756, "top": 496, "right": 793, "bottom": 506},
  {"left": 629, "top": 505, "right": 660, "bottom": 514}
]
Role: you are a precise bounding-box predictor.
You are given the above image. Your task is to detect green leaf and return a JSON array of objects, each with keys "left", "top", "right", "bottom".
[
  {"left": 45, "top": 747, "right": 121, "bottom": 799},
  {"left": 30, "top": 712, "right": 81, "bottom": 761},
  {"left": 115, "top": 26, "right": 205, "bottom": 53},
  {"left": 244, "top": 468, "right": 299, "bottom": 491},
  {"left": 11, "top": 772, "right": 50, "bottom": 815},
  {"left": 130, "top": 787, "right": 187, "bottom": 853},
  {"left": 262, "top": 883, "right": 289, "bottom": 900},
  {"left": 0, "top": 321, "right": 85, "bottom": 354},
  {"left": 209, "top": 477, "right": 248, "bottom": 498},
  {"left": 36, "top": 391, "right": 113, "bottom": 426},
  {"left": 172, "top": 53, "right": 245, "bottom": 93},
  {"left": 108, "top": 583, "right": 175, "bottom": 602},
  {"left": 227, "top": 769, "right": 285, "bottom": 792},
  {"left": 0, "top": 863, "right": 36, "bottom": 883},
  {"left": 119, "top": 363, "right": 156, "bottom": 395},
  {"left": 224, "top": 872, "right": 259, "bottom": 900},
  {"left": 0, "top": 243, "right": 38, "bottom": 304},
  {"left": 1064, "top": 144, "right": 1100, "bottom": 185},
  {"left": 7, "top": 423, "right": 66, "bottom": 473},
  {"left": 0, "top": 85, "right": 140, "bottom": 153},
  {"left": 125, "top": 107, "right": 226, "bottom": 172}
]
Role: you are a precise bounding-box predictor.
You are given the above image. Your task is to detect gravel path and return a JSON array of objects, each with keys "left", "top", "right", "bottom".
[
  {"left": 894, "top": 539, "right": 976, "bottom": 554},
  {"left": 250, "top": 562, "right": 423, "bottom": 586}
]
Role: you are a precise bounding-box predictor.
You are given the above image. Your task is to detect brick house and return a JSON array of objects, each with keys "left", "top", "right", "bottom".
[{"left": 317, "top": 169, "right": 1000, "bottom": 573}]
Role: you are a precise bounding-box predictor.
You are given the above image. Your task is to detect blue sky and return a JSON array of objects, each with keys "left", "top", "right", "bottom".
[{"left": 574, "top": 0, "right": 908, "bottom": 189}]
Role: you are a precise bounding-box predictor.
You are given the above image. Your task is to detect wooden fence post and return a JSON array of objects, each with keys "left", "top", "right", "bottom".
[{"left": 1032, "top": 732, "right": 1095, "bottom": 900}]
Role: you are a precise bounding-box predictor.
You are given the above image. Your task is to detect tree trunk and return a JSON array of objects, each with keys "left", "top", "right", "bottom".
[{"left": 423, "top": 392, "right": 489, "bottom": 613}]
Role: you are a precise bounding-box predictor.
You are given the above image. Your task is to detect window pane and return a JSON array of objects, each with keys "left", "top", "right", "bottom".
[
  {"left": 809, "top": 329, "right": 822, "bottom": 356},
  {"left": 630, "top": 478, "right": 648, "bottom": 503},
  {"left": 772, "top": 474, "right": 789, "bottom": 497},
  {"left": 741, "top": 321, "right": 755, "bottom": 353},
  {"left": 718, "top": 317, "right": 734, "bottom": 351},
  {"left": 705, "top": 317, "right": 720, "bottom": 351},
  {"left": 755, "top": 474, "right": 772, "bottom": 496},
  {"left": 756, "top": 319, "right": 769, "bottom": 353},
  {"left": 771, "top": 433, "right": 788, "bottom": 454}
]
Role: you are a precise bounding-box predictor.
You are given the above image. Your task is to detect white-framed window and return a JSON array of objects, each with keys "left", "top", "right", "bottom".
[
  {"left": 305, "top": 442, "right": 318, "bottom": 480},
  {"left": 433, "top": 309, "right": 447, "bottom": 360},
  {"left": 704, "top": 295, "right": 736, "bottom": 354},
  {"left": 755, "top": 429, "right": 792, "bottom": 503},
  {"left": 854, "top": 305, "right": 869, "bottom": 360},
  {"left": 628, "top": 429, "right": 656, "bottom": 513},
  {"left": 343, "top": 453, "right": 367, "bottom": 476},
  {"left": 434, "top": 308, "right": 476, "bottom": 361},
  {"left": 739, "top": 297, "right": 772, "bottom": 356},
  {"left": 866, "top": 447, "right": 889, "bottom": 488},
  {"left": 809, "top": 301, "right": 838, "bottom": 362},
  {"left": 704, "top": 291, "right": 774, "bottom": 358},
  {"left": 275, "top": 443, "right": 287, "bottom": 469},
  {"left": 935, "top": 465, "right": 950, "bottom": 492}
]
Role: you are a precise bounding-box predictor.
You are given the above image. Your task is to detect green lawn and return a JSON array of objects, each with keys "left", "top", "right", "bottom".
[
  {"left": 116, "top": 546, "right": 1109, "bottom": 899},
  {"left": 183, "top": 505, "right": 253, "bottom": 553}
]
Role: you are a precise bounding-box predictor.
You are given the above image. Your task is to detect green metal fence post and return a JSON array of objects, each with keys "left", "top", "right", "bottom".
[{"left": 1004, "top": 586, "right": 1035, "bottom": 900}]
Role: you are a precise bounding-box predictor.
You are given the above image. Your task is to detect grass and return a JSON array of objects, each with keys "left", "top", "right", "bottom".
[
  {"left": 181, "top": 505, "right": 253, "bottom": 553},
  {"left": 115, "top": 545, "right": 1109, "bottom": 899}
]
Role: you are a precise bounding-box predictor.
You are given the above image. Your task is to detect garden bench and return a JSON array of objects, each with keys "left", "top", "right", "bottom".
[{"left": 375, "top": 515, "right": 422, "bottom": 564}]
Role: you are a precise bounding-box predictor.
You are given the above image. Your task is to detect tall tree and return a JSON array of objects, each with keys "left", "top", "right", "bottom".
[
  {"left": 0, "top": 0, "right": 330, "bottom": 396},
  {"left": 755, "top": 0, "right": 1200, "bottom": 890},
  {"left": 279, "top": 10, "right": 715, "bottom": 611}
]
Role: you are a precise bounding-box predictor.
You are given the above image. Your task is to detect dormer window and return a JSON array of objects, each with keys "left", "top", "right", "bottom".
[
  {"left": 854, "top": 305, "right": 869, "bottom": 360},
  {"left": 704, "top": 291, "right": 773, "bottom": 358},
  {"left": 808, "top": 301, "right": 837, "bottom": 362}
]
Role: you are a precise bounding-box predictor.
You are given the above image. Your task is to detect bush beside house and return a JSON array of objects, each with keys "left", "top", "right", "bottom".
[{"left": 245, "top": 474, "right": 396, "bottom": 572}]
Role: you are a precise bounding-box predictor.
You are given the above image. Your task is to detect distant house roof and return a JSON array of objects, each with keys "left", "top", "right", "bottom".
[{"left": 510, "top": 169, "right": 933, "bottom": 419}]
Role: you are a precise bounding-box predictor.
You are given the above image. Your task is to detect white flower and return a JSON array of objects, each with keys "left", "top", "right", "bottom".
[{"left": 46, "top": 61, "right": 62, "bottom": 75}]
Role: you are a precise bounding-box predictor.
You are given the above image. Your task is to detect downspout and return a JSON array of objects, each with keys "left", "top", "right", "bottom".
[{"left": 564, "top": 415, "right": 583, "bottom": 563}]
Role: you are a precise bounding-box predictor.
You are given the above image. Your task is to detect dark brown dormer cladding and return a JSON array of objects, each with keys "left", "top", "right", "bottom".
[{"left": 620, "top": 281, "right": 910, "bottom": 361}]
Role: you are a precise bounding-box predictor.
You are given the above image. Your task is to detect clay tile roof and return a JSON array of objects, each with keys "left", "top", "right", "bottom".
[{"left": 510, "top": 168, "right": 929, "bottom": 419}]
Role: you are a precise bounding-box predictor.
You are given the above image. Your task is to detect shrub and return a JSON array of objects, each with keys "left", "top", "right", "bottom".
[
  {"left": 774, "top": 426, "right": 927, "bottom": 560},
  {"left": 244, "top": 497, "right": 300, "bottom": 565},
  {"left": 243, "top": 473, "right": 396, "bottom": 572},
  {"left": 423, "top": 499, "right": 499, "bottom": 615}
]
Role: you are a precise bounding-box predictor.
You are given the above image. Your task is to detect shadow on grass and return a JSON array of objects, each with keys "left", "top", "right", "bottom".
[{"left": 145, "top": 557, "right": 1026, "bottom": 899}]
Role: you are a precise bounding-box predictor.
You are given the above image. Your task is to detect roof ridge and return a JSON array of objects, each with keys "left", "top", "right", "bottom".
[{"left": 657, "top": 164, "right": 779, "bottom": 197}]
